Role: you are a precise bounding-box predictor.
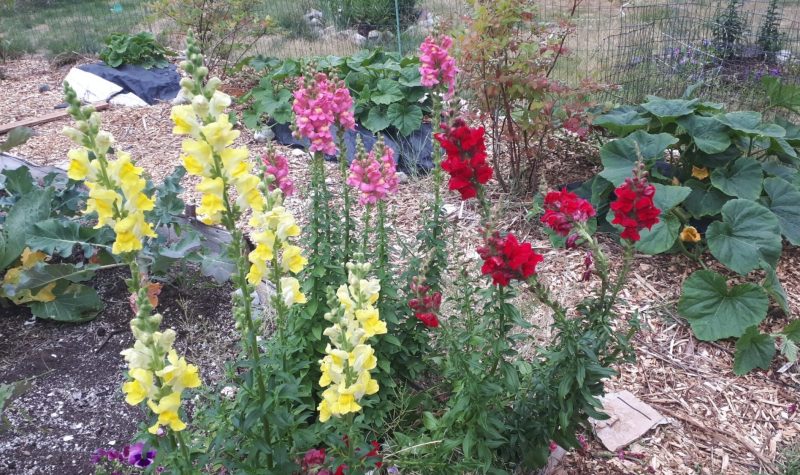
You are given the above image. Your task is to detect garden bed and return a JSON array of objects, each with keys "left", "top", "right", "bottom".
[{"left": 2, "top": 56, "right": 800, "bottom": 475}]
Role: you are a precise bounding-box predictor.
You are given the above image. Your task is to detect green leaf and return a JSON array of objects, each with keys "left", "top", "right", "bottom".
[
  {"left": 683, "top": 179, "right": 731, "bottom": 218},
  {"left": 200, "top": 252, "right": 236, "bottom": 283},
  {"left": 0, "top": 187, "right": 53, "bottom": 270},
  {"left": 733, "top": 326, "right": 776, "bottom": 375},
  {"left": 15, "top": 263, "right": 97, "bottom": 290},
  {"left": 370, "top": 79, "right": 404, "bottom": 105},
  {"left": 706, "top": 199, "right": 781, "bottom": 274},
  {"left": 641, "top": 98, "right": 698, "bottom": 122},
  {"left": 0, "top": 127, "right": 34, "bottom": 152},
  {"left": 762, "top": 267, "right": 789, "bottom": 314},
  {"left": 29, "top": 284, "right": 103, "bottom": 322},
  {"left": 710, "top": 157, "right": 763, "bottom": 200},
  {"left": 592, "top": 106, "right": 650, "bottom": 136},
  {"left": 676, "top": 115, "right": 731, "bottom": 154},
  {"left": 763, "top": 76, "right": 800, "bottom": 114},
  {"left": 678, "top": 270, "right": 769, "bottom": 341},
  {"left": 599, "top": 131, "right": 679, "bottom": 186},
  {"left": 652, "top": 183, "right": 691, "bottom": 211},
  {"left": 715, "top": 111, "right": 785, "bottom": 137},
  {"left": 636, "top": 213, "right": 680, "bottom": 254},
  {"left": 26, "top": 219, "right": 104, "bottom": 258},
  {"left": 763, "top": 177, "right": 800, "bottom": 245},
  {"left": 387, "top": 103, "right": 423, "bottom": 136},
  {"left": 363, "top": 107, "right": 391, "bottom": 133},
  {"left": 782, "top": 320, "right": 800, "bottom": 342},
  {"left": 2, "top": 166, "right": 35, "bottom": 195}
]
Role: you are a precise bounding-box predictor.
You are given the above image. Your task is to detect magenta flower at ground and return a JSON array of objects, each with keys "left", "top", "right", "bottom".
[
  {"left": 347, "top": 142, "right": 399, "bottom": 206},
  {"left": 262, "top": 147, "right": 295, "bottom": 196},
  {"left": 419, "top": 35, "right": 458, "bottom": 99}
]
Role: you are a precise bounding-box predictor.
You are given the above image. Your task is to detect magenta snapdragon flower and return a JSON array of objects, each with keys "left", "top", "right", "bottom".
[
  {"left": 292, "top": 73, "right": 355, "bottom": 156},
  {"left": 347, "top": 142, "right": 399, "bottom": 206},
  {"left": 262, "top": 148, "right": 295, "bottom": 196},
  {"left": 419, "top": 35, "right": 458, "bottom": 99}
]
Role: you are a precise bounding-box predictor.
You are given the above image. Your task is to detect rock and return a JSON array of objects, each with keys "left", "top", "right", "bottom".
[
  {"left": 590, "top": 390, "right": 669, "bottom": 452},
  {"left": 171, "top": 90, "right": 191, "bottom": 105},
  {"left": 367, "top": 30, "right": 382, "bottom": 41},
  {"left": 109, "top": 92, "right": 148, "bottom": 107},
  {"left": 291, "top": 148, "right": 306, "bottom": 158},
  {"left": 254, "top": 127, "right": 275, "bottom": 143},
  {"left": 304, "top": 9, "right": 323, "bottom": 22},
  {"left": 38, "top": 84, "right": 50, "bottom": 93},
  {"left": 777, "top": 49, "right": 793, "bottom": 64},
  {"left": 339, "top": 29, "right": 366, "bottom": 47},
  {"left": 396, "top": 171, "right": 408, "bottom": 184}
]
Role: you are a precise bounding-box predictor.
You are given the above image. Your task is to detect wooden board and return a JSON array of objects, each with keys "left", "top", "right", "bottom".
[{"left": 0, "top": 101, "right": 109, "bottom": 135}]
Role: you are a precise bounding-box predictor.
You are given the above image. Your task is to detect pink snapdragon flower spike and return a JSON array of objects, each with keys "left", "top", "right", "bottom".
[
  {"left": 292, "top": 72, "right": 337, "bottom": 156},
  {"left": 261, "top": 147, "right": 295, "bottom": 196},
  {"left": 331, "top": 79, "right": 356, "bottom": 131},
  {"left": 347, "top": 140, "right": 399, "bottom": 206},
  {"left": 419, "top": 35, "right": 458, "bottom": 99}
]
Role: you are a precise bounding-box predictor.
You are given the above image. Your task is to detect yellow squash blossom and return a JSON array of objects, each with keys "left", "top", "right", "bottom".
[
  {"left": 680, "top": 225, "right": 702, "bottom": 243},
  {"left": 691, "top": 166, "right": 709, "bottom": 180}
]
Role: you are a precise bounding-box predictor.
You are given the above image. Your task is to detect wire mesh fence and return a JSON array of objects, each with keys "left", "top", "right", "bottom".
[{"left": 1, "top": 0, "right": 798, "bottom": 108}]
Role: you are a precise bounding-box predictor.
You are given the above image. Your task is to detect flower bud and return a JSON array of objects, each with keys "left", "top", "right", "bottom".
[
  {"left": 191, "top": 95, "right": 209, "bottom": 116},
  {"left": 76, "top": 120, "right": 90, "bottom": 133},
  {"left": 206, "top": 77, "right": 222, "bottom": 92},
  {"left": 62, "top": 126, "right": 85, "bottom": 143},
  {"left": 196, "top": 66, "right": 208, "bottom": 78},
  {"left": 179, "top": 77, "right": 194, "bottom": 89},
  {"left": 95, "top": 131, "right": 114, "bottom": 153}
]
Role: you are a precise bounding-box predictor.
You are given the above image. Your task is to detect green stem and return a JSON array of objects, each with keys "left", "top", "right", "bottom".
[
  {"left": 175, "top": 431, "right": 193, "bottom": 473},
  {"left": 362, "top": 204, "right": 372, "bottom": 257},
  {"left": 338, "top": 128, "right": 353, "bottom": 264}
]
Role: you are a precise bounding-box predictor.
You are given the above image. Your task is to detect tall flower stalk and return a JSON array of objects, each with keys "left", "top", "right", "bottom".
[
  {"left": 63, "top": 84, "right": 199, "bottom": 471},
  {"left": 170, "top": 39, "right": 305, "bottom": 468}
]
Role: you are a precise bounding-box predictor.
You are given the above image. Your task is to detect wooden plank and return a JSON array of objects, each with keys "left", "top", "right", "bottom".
[{"left": 0, "top": 101, "right": 109, "bottom": 135}]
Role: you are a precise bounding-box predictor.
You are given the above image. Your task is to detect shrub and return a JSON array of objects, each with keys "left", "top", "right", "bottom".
[
  {"left": 332, "top": 0, "right": 418, "bottom": 31},
  {"left": 710, "top": 0, "right": 747, "bottom": 59},
  {"left": 148, "top": 0, "right": 277, "bottom": 72},
  {"left": 457, "top": 0, "right": 603, "bottom": 195},
  {"left": 757, "top": 0, "right": 785, "bottom": 63},
  {"left": 99, "top": 32, "right": 173, "bottom": 69}
]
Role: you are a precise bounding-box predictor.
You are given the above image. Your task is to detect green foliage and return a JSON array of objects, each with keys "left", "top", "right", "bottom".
[
  {"left": 457, "top": 0, "right": 601, "bottom": 194},
  {"left": 332, "top": 0, "right": 418, "bottom": 31},
  {"left": 99, "top": 32, "right": 172, "bottom": 69},
  {"left": 592, "top": 89, "right": 800, "bottom": 374},
  {"left": 0, "top": 127, "right": 33, "bottom": 152},
  {"left": 710, "top": 0, "right": 746, "bottom": 59},
  {"left": 757, "top": 0, "right": 784, "bottom": 63},
  {"left": 0, "top": 166, "right": 111, "bottom": 322},
  {"left": 733, "top": 325, "right": 776, "bottom": 375},
  {"left": 244, "top": 50, "right": 430, "bottom": 137}
]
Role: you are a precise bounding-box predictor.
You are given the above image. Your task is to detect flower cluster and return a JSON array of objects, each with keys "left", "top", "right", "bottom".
[
  {"left": 408, "top": 276, "right": 442, "bottom": 328},
  {"left": 318, "top": 261, "right": 387, "bottom": 422},
  {"left": 121, "top": 309, "right": 201, "bottom": 434},
  {"left": 478, "top": 232, "right": 544, "bottom": 286},
  {"left": 63, "top": 86, "right": 156, "bottom": 255},
  {"left": 246, "top": 194, "right": 308, "bottom": 298},
  {"left": 346, "top": 138, "right": 399, "bottom": 206},
  {"left": 541, "top": 188, "right": 596, "bottom": 236},
  {"left": 91, "top": 442, "right": 157, "bottom": 469},
  {"left": 610, "top": 173, "right": 660, "bottom": 242},
  {"left": 262, "top": 145, "right": 295, "bottom": 196},
  {"left": 434, "top": 119, "right": 493, "bottom": 200},
  {"left": 419, "top": 35, "right": 458, "bottom": 99},
  {"left": 292, "top": 72, "right": 355, "bottom": 156}
]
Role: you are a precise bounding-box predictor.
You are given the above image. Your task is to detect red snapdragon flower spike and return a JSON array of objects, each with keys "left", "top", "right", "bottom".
[
  {"left": 408, "top": 278, "right": 442, "bottom": 328},
  {"left": 302, "top": 448, "right": 326, "bottom": 469},
  {"left": 609, "top": 177, "right": 660, "bottom": 242},
  {"left": 434, "top": 119, "right": 493, "bottom": 200},
  {"left": 477, "top": 232, "right": 543, "bottom": 286},
  {"left": 541, "top": 188, "right": 596, "bottom": 236}
]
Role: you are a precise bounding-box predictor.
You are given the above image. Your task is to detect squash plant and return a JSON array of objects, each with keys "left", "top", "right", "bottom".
[
  {"left": 588, "top": 82, "right": 800, "bottom": 374},
  {"left": 243, "top": 49, "right": 430, "bottom": 137}
]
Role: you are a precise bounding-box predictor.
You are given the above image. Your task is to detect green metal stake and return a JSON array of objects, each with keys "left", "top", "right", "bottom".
[{"left": 394, "top": 0, "right": 403, "bottom": 55}]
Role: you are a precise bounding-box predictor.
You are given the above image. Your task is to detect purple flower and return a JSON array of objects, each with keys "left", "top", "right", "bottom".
[{"left": 125, "top": 442, "right": 157, "bottom": 467}]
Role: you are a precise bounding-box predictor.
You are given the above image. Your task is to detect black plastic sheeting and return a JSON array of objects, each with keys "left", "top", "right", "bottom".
[
  {"left": 270, "top": 121, "right": 434, "bottom": 174},
  {"left": 78, "top": 63, "right": 180, "bottom": 105}
]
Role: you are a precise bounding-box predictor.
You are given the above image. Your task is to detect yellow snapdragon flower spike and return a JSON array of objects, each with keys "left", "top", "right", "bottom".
[
  {"left": 156, "top": 350, "right": 202, "bottom": 393},
  {"left": 317, "top": 262, "right": 386, "bottom": 422}
]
